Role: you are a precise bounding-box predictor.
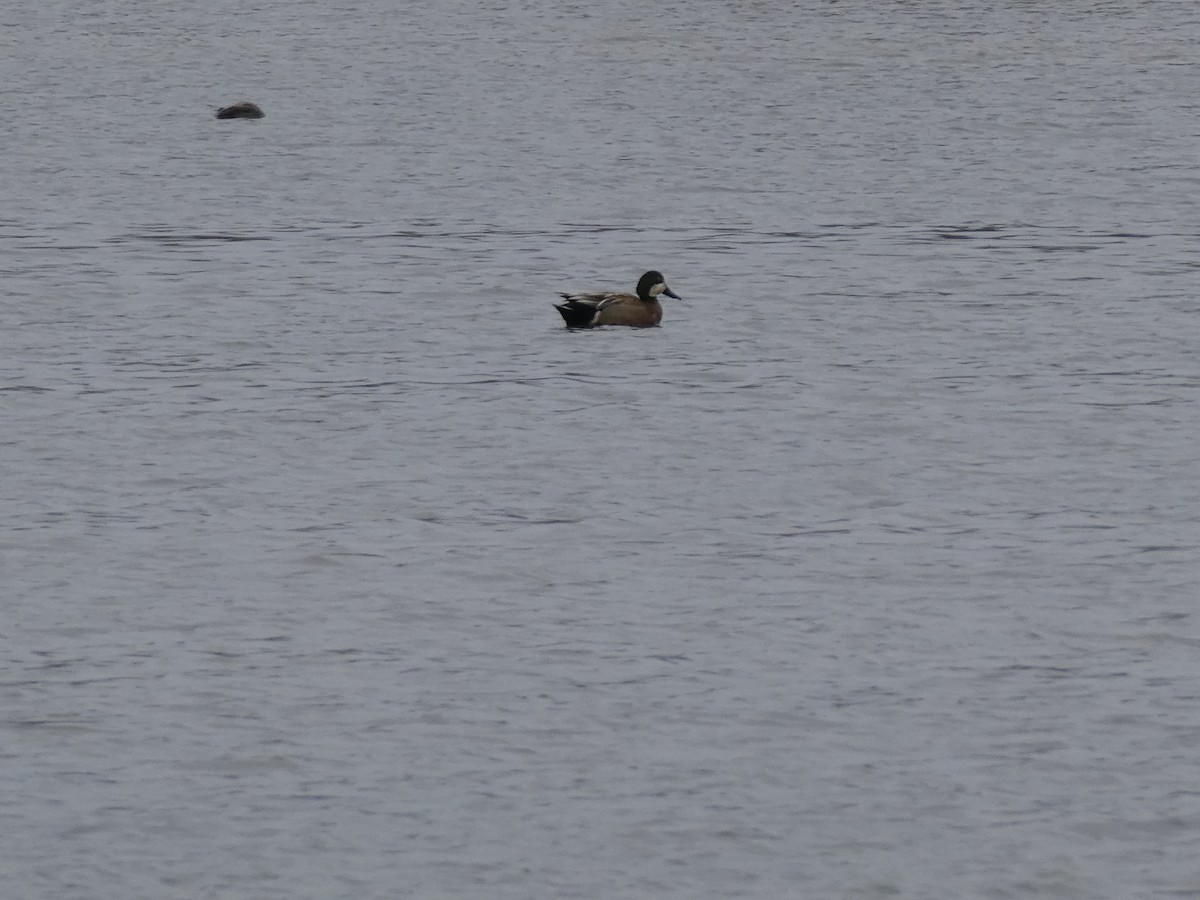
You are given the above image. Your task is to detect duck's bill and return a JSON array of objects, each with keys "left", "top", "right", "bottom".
[{"left": 663, "top": 287, "right": 682, "bottom": 300}]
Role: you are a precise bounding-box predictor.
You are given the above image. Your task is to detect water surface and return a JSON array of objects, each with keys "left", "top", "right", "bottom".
[{"left": 4, "top": 1, "right": 1200, "bottom": 897}]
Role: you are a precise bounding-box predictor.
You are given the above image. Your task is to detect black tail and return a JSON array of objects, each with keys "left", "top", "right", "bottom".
[{"left": 555, "top": 301, "right": 595, "bottom": 328}]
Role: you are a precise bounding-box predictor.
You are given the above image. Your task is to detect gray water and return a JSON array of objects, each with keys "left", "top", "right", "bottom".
[{"left": 4, "top": 1, "right": 1200, "bottom": 897}]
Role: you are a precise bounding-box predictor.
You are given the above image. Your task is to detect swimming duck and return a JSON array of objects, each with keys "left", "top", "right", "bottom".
[
  {"left": 554, "top": 270, "right": 682, "bottom": 328},
  {"left": 216, "top": 101, "right": 265, "bottom": 120}
]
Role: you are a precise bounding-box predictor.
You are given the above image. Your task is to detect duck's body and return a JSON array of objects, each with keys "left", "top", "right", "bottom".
[
  {"left": 556, "top": 290, "right": 664, "bottom": 328},
  {"left": 216, "top": 101, "right": 265, "bottom": 120},
  {"left": 555, "top": 271, "right": 681, "bottom": 328}
]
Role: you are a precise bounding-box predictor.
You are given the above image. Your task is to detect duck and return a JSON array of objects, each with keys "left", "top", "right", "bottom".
[
  {"left": 554, "top": 270, "right": 682, "bottom": 328},
  {"left": 216, "top": 101, "right": 265, "bottom": 120}
]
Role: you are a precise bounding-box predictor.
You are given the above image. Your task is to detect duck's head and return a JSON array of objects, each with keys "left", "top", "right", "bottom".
[{"left": 637, "top": 270, "right": 682, "bottom": 302}]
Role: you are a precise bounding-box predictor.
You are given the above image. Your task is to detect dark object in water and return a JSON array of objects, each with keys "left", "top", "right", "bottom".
[{"left": 216, "top": 102, "right": 264, "bottom": 120}]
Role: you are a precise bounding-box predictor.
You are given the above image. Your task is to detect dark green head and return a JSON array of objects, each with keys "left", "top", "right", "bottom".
[{"left": 636, "top": 270, "right": 681, "bottom": 302}]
